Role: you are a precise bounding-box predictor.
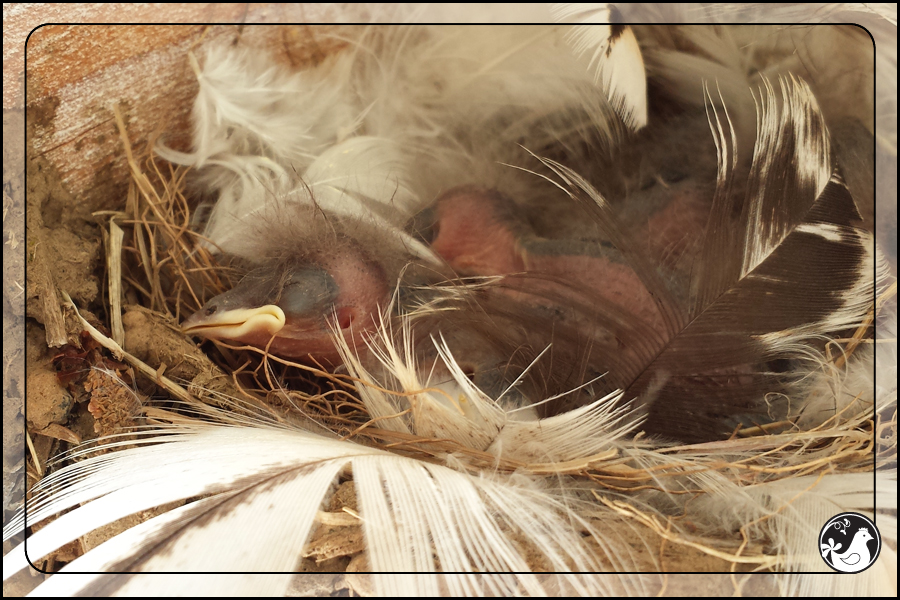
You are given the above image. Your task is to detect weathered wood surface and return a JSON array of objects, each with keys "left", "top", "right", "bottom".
[{"left": 8, "top": 5, "right": 362, "bottom": 212}]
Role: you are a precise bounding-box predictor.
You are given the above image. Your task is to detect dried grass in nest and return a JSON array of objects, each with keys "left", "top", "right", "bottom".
[
  {"left": 85, "top": 109, "right": 895, "bottom": 575},
  {"left": 103, "top": 108, "right": 363, "bottom": 431}
]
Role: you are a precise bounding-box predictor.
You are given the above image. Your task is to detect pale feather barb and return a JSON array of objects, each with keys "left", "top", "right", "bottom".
[
  {"left": 7, "top": 10, "right": 897, "bottom": 599},
  {"left": 551, "top": 3, "right": 648, "bottom": 130}
]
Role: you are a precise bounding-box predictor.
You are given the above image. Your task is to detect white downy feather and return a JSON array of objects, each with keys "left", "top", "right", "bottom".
[
  {"left": 334, "top": 315, "right": 641, "bottom": 461},
  {"left": 551, "top": 3, "right": 649, "bottom": 129},
  {"left": 160, "top": 24, "right": 636, "bottom": 260}
]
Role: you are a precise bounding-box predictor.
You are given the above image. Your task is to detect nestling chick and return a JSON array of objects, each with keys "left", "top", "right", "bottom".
[{"left": 182, "top": 231, "right": 390, "bottom": 366}]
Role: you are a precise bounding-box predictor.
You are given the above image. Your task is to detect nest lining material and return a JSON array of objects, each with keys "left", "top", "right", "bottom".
[{"left": 17, "top": 78, "right": 891, "bottom": 583}]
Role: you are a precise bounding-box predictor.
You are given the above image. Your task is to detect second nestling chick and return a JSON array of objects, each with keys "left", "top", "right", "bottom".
[{"left": 420, "top": 185, "right": 669, "bottom": 337}]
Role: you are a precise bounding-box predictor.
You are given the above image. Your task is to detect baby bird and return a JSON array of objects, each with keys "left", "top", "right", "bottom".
[{"left": 182, "top": 234, "right": 391, "bottom": 366}]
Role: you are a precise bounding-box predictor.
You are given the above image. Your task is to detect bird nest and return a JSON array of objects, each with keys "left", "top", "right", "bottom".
[
  {"left": 23, "top": 85, "right": 891, "bottom": 585},
  {"left": 12, "top": 21, "right": 897, "bottom": 596}
]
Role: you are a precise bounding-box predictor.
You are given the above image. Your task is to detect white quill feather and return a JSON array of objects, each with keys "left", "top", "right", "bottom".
[{"left": 5, "top": 421, "right": 647, "bottom": 596}]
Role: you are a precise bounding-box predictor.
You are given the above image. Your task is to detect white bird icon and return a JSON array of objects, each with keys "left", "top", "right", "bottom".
[{"left": 822, "top": 527, "right": 875, "bottom": 572}]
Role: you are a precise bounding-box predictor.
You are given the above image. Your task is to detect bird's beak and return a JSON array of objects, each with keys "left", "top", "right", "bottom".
[
  {"left": 181, "top": 256, "right": 387, "bottom": 364},
  {"left": 182, "top": 304, "right": 286, "bottom": 339},
  {"left": 182, "top": 265, "right": 293, "bottom": 345}
]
